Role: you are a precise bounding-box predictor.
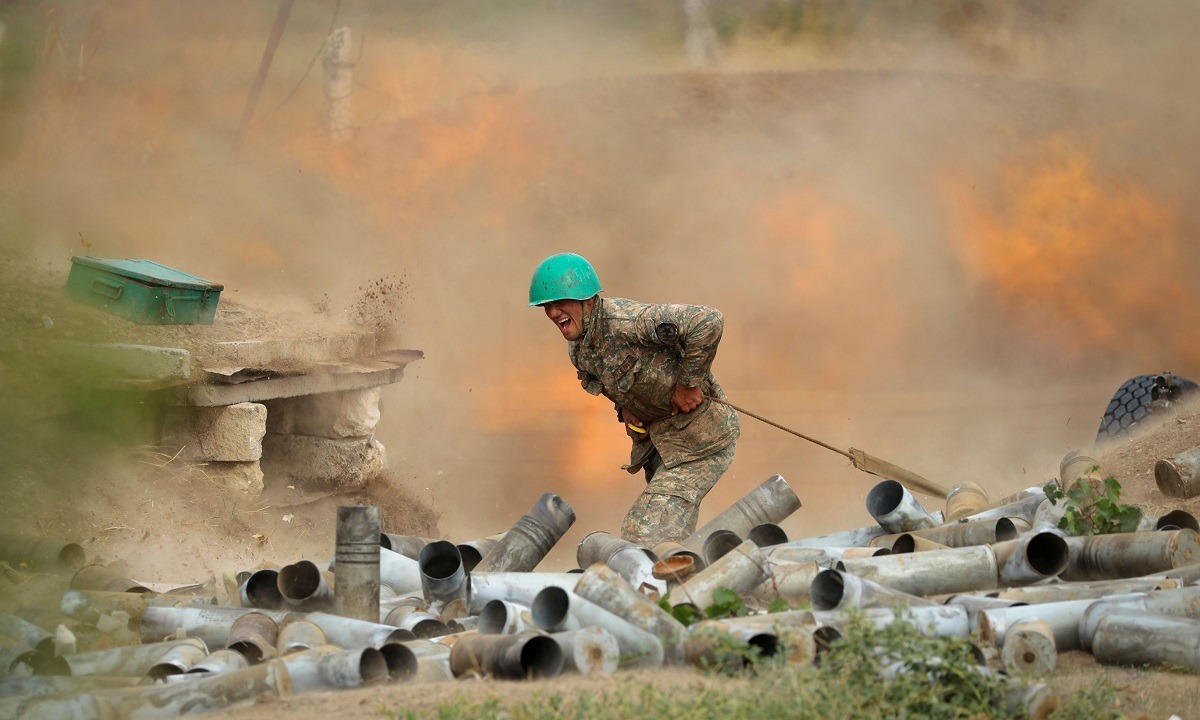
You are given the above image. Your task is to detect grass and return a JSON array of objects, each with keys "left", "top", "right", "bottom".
[{"left": 378, "top": 613, "right": 1127, "bottom": 720}]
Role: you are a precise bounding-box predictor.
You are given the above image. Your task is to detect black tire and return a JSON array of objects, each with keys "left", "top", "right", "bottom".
[{"left": 1096, "top": 372, "right": 1200, "bottom": 446}]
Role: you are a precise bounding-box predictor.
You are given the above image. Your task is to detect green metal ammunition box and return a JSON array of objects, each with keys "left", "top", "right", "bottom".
[{"left": 65, "top": 257, "right": 224, "bottom": 325}]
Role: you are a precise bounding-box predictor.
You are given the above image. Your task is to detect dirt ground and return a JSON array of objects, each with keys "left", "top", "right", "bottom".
[
  {"left": 1098, "top": 401, "right": 1200, "bottom": 522},
  {"left": 210, "top": 653, "right": 1200, "bottom": 720}
]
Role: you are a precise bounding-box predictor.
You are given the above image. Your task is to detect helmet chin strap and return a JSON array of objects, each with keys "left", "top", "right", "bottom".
[{"left": 578, "top": 296, "right": 598, "bottom": 338}]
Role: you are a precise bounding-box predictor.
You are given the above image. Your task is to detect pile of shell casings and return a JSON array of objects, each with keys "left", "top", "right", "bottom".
[{"left": 2, "top": 452, "right": 1198, "bottom": 719}]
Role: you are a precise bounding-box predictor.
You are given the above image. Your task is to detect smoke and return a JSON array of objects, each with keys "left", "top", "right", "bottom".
[{"left": 2, "top": 1, "right": 1198, "bottom": 568}]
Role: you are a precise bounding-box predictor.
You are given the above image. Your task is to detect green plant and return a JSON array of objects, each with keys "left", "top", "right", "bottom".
[
  {"left": 660, "top": 586, "right": 780, "bottom": 626},
  {"left": 685, "top": 623, "right": 767, "bottom": 676},
  {"left": 658, "top": 594, "right": 702, "bottom": 626},
  {"left": 380, "top": 610, "right": 1132, "bottom": 720},
  {"left": 768, "top": 597, "right": 792, "bottom": 613},
  {"left": 1043, "top": 474, "right": 1142, "bottom": 535},
  {"left": 208, "top": 497, "right": 240, "bottom": 524},
  {"left": 1046, "top": 678, "right": 1125, "bottom": 720},
  {"left": 705, "top": 587, "right": 749, "bottom": 619},
  {"left": 806, "top": 612, "right": 1012, "bottom": 718}
]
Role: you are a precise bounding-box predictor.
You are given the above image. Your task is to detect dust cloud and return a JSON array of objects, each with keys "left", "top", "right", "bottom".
[{"left": 2, "top": 1, "right": 1198, "bottom": 569}]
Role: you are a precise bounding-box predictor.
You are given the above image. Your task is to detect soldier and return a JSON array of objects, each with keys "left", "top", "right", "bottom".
[{"left": 528, "top": 252, "right": 739, "bottom": 546}]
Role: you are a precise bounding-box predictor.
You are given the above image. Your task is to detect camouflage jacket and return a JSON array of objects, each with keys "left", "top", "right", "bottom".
[{"left": 568, "top": 297, "right": 740, "bottom": 470}]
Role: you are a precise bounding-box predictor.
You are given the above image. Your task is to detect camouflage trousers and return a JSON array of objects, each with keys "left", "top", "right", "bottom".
[{"left": 620, "top": 441, "right": 736, "bottom": 547}]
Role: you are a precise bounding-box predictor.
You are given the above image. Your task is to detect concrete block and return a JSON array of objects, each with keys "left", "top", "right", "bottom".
[
  {"left": 200, "top": 461, "right": 265, "bottom": 495},
  {"left": 264, "top": 387, "right": 382, "bottom": 439},
  {"left": 163, "top": 402, "right": 267, "bottom": 462},
  {"left": 261, "top": 434, "right": 387, "bottom": 492}
]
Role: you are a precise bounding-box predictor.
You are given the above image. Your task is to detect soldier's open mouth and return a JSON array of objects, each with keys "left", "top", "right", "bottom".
[{"left": 557, "top": 318, "right": 572, "bottom": 333}]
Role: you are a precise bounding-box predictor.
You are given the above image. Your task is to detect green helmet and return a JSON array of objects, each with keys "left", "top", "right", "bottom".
[{"left": 528, "top": 253, "right": 603, "bottom": 306}]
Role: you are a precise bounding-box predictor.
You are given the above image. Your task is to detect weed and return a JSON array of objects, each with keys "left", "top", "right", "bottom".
[
  {"left": 705, "top": 587, "right": 750, "bottom": 619},
  {"left": 1046, "top": 678, "right": 1124, "bottom": 720},
  {"left": 214, "top": 497, "right": 239, "bottom": 523},
  {"left": 684, "top": 623, "right": 768, "bottom": 676},
  {"left": 659, "top": 586, "right": 784, "bottom": 625},
  {"left": 204, "top": 496, "right": 266, "bottom": 526},
  {"left": 767, "top": 597, "right": 792, "bottom": 614},
  {"left": 1044, "top": 474, "right": 1142, "bottom": 535},
  {"left": 658, "top": 594, "right": 702, "bottom": 626},
  {"left": 378, "top": 611, "right": 1121, "bottom": 720},
  {"left": 809, "top": 612, "right": 1011, "bottom": 719}
]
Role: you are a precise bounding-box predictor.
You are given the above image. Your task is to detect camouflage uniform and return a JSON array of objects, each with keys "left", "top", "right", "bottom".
[{"left": 568, "top": 297, "right": 740, "bottom": 546}]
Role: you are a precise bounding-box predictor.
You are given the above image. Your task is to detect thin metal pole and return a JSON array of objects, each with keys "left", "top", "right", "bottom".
[{"left": 234, "top": 0, "right": 295, "bottom": 154}]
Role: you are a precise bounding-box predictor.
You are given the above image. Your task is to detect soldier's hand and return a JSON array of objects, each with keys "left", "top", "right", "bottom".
[
  {"left": 671, "top": 383, "right": 704, "bottom": 415},
  {"left": 620, "top": 407, "right": 644, "bottom": 427}
]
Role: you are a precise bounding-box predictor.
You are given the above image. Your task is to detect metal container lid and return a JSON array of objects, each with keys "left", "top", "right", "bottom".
[{"left": 70, "top": 256, "right": 224, "bottom": 292}]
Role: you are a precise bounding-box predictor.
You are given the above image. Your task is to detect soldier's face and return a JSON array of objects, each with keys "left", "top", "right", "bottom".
[{"left": 543, "top": 298, "right": 588, "bottom": 341}]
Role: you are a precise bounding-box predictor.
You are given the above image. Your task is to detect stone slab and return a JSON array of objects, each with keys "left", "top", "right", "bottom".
[{"left": 184, "top": 350, "right": 422, "bottom": 407}]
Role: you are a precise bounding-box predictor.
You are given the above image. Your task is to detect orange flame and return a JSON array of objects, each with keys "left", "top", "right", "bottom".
[{"left": 941, "top": 133, "right": 1185, "bottom": 361}]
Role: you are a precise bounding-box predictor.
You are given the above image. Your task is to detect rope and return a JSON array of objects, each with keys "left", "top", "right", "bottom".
[{"left": 708, "top": 397, "right": 851, "bottom": 460}]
